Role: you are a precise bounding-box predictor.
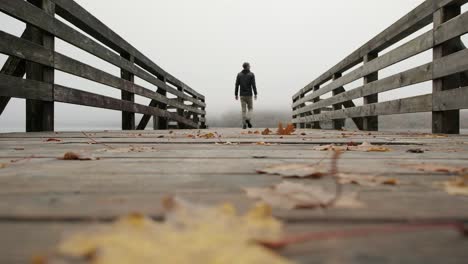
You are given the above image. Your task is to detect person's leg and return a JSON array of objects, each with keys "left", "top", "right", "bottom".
[
  {"left": 246, "top": 96, "right": 253, "bottom": 128},
  {"left": 240, "top": 96, "right": 248, "bottom": 128}
]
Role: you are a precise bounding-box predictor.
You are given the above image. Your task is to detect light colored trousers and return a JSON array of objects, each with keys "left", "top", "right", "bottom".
[{"left": 240, "top": 96, "right": 253, "bottom": 124}]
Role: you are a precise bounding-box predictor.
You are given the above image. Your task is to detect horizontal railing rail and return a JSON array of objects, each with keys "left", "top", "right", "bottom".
[
  {"left": 0, "top": 0, "right": 206, "bottom": 131},
  {"left": 292, "top": 0, "right": 468, "bottom": 134}
]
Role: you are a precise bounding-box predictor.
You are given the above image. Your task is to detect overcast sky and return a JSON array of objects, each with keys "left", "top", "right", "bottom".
[{"left": 2, "top": 0, "right": 466, "bottom": 131}]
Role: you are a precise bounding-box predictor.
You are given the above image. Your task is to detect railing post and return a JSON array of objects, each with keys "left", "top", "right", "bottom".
[
  {"left": 120, "top": 52, "right": 135, "bottom": 130},
  {"left": 200, "top": 98, "right": 206, "bottom": 129},
  {"left": 298, "top": 93, "right": 306, "bottom": 129},
  {"left": 363, "top": 52, "right": 379, "bottom": 131},
  {"left": 176, "top": 87, "right": 186, "bottom": 129},
  {"left": 432, "top": 4, "right": 461, "bottom": 134},
  {"left": 25, "top": 0, "right": 55, "bottom": 132},
  {"left": 312, "top": 85, "right": 321, "bottom": 129},
  {"left": 332, "top": 73, "right": 345, "bottom": 130},
  {"left": 153, "top": 77, "right": 168, "bottom": 130}
]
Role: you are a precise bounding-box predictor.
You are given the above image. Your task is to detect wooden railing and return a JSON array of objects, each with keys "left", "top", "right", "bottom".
[
  {"left": 0, "top": 0, "right": 206, "bottom": 131},
  {"left": 292, "top": 0, "right": 468, "bottom": 134}
]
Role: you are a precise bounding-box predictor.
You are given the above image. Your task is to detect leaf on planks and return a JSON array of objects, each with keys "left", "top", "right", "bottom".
[
  {"left": 257, "top": 163, "right": 328, "bottom": 179},
  {"left": 45, "top": 138, "right": 62, "bottom": 142},
  {"left": 245, "top": 181, "right": 364, "bottom": 210},
  {"left": 337, "top": 173, "right": 398, "bottom": 187},
  {"left": 350, "top": 142, "right": 391, "bottom": 152},
  {"left": 48, "top": 198, "right": 291, "bottom": 264},
  {"left": 401, "top": 163, "right": 468, "bottom": 174},
  {"left": 58, "top": 151, "right": 96, "bottom": 161},
  {"left": 0, "top": 163, "right": 7, "bottom": 169},
  {"left": 435, "top": 175, "right": 468, "bottom": 196},
  {"left": 277, "top": 123, "right": 296, "bottom": 136}
]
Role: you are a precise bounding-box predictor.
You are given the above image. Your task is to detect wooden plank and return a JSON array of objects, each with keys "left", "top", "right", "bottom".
[
  {"left": 292, "top": 0, "right": 467, "bottom": 100},
  {"left": 432, "top": 5, "right": 462, "bottom": 134},
  {"left": 0, "top": 74, "right": 53, "bottom": 101},
  {"left": 54, "top": 85, "right": 198, "bottom": 128},
  {"left": 292, "top": 30, "right": 434, "bottom": 108},
  {"left": 293, "top": 63, "right": 433, "bottom": 116},
  {"left": 363, "top": 53, "right": 379, "bottom": 131},
  {"left": 0, "top": 0, "right": 206, "bottom": 107},
  {"left": 332, "top": 73, "right": 345, "bottom": 130},
  {"left": 433, "top": 86, "right": 468, "bottom": 111},
  {"left": 293, "top": 94, "right": 432, "bottom": 123},
  {"left": 48, "top": 0, "right": 204, "bottom": 100}
]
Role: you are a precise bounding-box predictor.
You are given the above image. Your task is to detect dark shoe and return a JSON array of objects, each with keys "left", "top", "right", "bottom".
[
  {"left": 243, "top": 124, "right": 247, "bottom": 129},
  {"left": 246, "top": 120, "right": 253, "bottom": 128}
]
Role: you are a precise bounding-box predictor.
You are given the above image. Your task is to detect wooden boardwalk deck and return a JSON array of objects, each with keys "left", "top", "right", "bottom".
[{"left": 0, "top": 128, "right": 467, "bottom": 263}]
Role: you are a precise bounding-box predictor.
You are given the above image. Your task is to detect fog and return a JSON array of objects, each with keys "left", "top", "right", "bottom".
[{"left": 1, "top": 0, "right": 466, "bottom": 131}]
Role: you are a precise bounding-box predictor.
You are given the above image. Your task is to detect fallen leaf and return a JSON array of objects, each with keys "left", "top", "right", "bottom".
[
  {"left": 45, "top": 138, "right": 62, "bottom": 142},
  {"left": 407, "top": 148, "right": 424, "bottom": 153},
  {"left": 254, "top": 131, "right": 260, "bottom": 134},
  {"left": 277, "top": 123, "right": 296, "bottom": 136},
  {"left": 436, "top": 175, "right": 468, "bottom": 196},
  {"left": 313, "top": 144, "right": 349, "bottom": 151},
  {"left": 245, "top": 181, "right": 364, "bottom": 209},
  {"left": 54, "top": 198, "right": 290, "bottom": 264},
  {"left": 337, "top": 173, "right": 398, "bottom": 187},
  {"left": 59, "top": 152, "right": 95, "bottom": 161},
  {"left": 199, "top": 132, "right": 216, "bottom": 139},
  {"left": 262, "top": 128, "right": 272, "bottom": 135},
  {"left": 0, "top": 163, "right": 7, "bottom": 169},
  {"left": 349, "top": 142, "right": 391, "bottom": 152},
  {"left": 14, "top": 147, "right": 25, "bottom": 151},
  {"left": 401, "top": 164, "right": 468, "bottom": 174},
  {"left": 257, "top": 164, "right": 328, "bottom": 178}
]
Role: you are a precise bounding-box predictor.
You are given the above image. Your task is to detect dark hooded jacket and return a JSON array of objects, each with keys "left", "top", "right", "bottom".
[{"left": 235, "top": 70, "right": 257, "bottom": 96}]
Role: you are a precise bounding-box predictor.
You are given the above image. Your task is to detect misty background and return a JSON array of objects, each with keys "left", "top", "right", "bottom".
[{"left": 0, "top": 0, "right": 467, "bottom": 132}]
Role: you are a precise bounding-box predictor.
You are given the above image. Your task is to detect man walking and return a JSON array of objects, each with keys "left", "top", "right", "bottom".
[{"left": 235, "top": 62, "right": 258, "bottom": 129}]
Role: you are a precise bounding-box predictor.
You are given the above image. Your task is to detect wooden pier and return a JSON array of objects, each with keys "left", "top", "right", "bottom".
[{"left": 0, "top": 128, "right": 468, "bottom": 263}]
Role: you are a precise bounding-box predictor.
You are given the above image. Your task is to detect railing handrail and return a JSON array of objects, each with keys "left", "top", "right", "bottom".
[
  {"left": 0, "top": 0, "right": 206, "bottom": 131},
  {"left": 292, "top": 0, "right": 468, "bottom": 134}
]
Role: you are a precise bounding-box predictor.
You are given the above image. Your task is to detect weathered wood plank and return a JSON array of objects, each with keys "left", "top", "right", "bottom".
[
  {"left": 433, "top": 86, "right": 468, "bottom": 111},
  {"left": 293, "top": 94, "right": 433, "bottom": 123},
  {"left": 293, "top": 63, "right": 433, "bottom": 116},
  {"left": 0, "top": 74, "right": 53, "bottom": 101},
  {"left": 363, "top": 52, "right": 379, "bottom": 131},
  {"left": 54, "top": 85, "right": 198, "bottom": 128},
  {"left": 293, "top": 31, "right": 434, "bottom": 108}
]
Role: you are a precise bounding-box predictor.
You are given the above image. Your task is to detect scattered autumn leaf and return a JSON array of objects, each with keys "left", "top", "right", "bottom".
[
  {"left": 407, "top": 148, "right": 424, "bottom": 153},
  {"left": 277, "top": 123, "right": 295, "bottom": 136},
  {"left": 349, "top": 142, "right": 391, "bottom": 152},
  {"left": 245, "top": 181, "right": 364, "bottom": 210},
  {"left": 45, "top": 138, "right": 62, "bottom": 142},
  {"left": 437, "top": 175, "right": 468, "bottom": 196},
  {"left": 401, "top": 163, "right": 468, "bottom": 174},
  {"left": 262, "top": 128, "right": 272, "bottom": 135},
  {"left": 337, "top": 173, "right": 398, "bottom": 187},
  {"left": 0, "top": 163, "right": 7, "bottom": 169},
  {"left": 59, "top": 152, "right": 95, "bottom": 161},
  {"left": 199, "top": 132, "right": 216, "bottom": 139},
  {"left": 313, "top": 144, "right": 349, "bottom": 151},
  {"left": 53, "top": 198, "right": 290, "bottom": 264},
  {"left": 14, "top": 147, "right": 25, "bottom": 151},
  {"left": 257, "top": 164, "right": 328, "bottom": 178}
]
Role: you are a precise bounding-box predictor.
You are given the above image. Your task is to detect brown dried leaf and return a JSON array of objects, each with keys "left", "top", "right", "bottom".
[
  {"left": 337, "top": 173, "right": 398, "bottom": 187},
  {"left": 313, "top": 144, "right": 349, "bottom": 151},
  {"left": 401, "top": 163, "right": 468, "bottom": 174},
  {"left": 60, "top": 152, "right": 95, "bottom": 161},
  {"left": 0, "top": 163, "right": 7, "bottom": 169},
  {"left": 262, "top": 128, "right": 272, "bottom": 135},
  {"left": 349, "top": 142, "right": 391, "bottom": 152},
  {"left": 435, "top": 175, "right": 468, "bottom": 196},
  {"left": 45, "top": 138, "right": 62, "bottom": 142},
  {"left": 199, "top": 132, "right": 216, "bottom": 139},
  {"left": 257, "top": 163, "right": 328, "bottom": 178},
  {"left": 277, "top": 122, "right": 296, "bottom": 135},
  {"left": 245, "top": 181, "right": 364, "bottom": 210}
]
